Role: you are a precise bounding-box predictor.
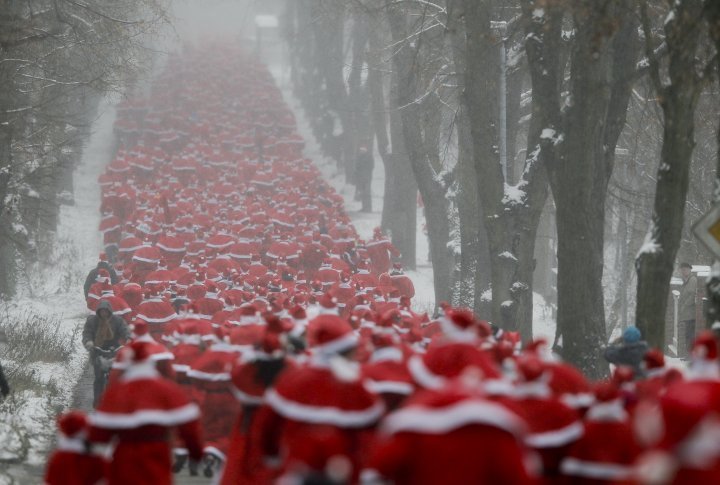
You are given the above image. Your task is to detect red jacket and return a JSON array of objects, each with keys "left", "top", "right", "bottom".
[
  {"left": 89, "top": 366, "right": 203, "bottom": 485},
  {"left": 259, "top": 361, "right": 383, "bottom": 481},
  {"left": 364, "top": 385, "right": 534, "bottom": 485}
]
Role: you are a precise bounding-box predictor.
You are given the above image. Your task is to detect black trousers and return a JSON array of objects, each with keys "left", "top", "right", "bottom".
[
  {"left": 92, "top": 355, "right": 108, "bottom": 407},
  {"left": 682, "top": 319, "right": 696, "bottom": 357}
]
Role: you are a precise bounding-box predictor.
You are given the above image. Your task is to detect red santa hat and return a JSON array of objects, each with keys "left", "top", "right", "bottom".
[
  {"left": 689, "top": 331, "right": 720, "bottom": 380},
  {"left": 96, "top": 269, "right": 110, "bottom": 282},
  {"left": 643, "top": 348, "right": 665, "bottom": 370},
  {"left": 439, "top": 308, "right": 490, "bottom": 342},
  {"left": 307, "top": 314, "right": 357, "bottom": 356},
  {"left": 584, "top": 381, "right": 626, "bottom": 422},
  {"left": 318, "top": 293, "right": 339, "bottom": 315},
  {"left": 57, "top": 410, "right": 88, "bottom": 438}
]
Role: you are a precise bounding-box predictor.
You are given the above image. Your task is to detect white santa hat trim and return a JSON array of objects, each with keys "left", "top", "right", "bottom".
[
  {"left": 145, "top": 279, "right": 177, "bottom": 285},
  {"left": 525, "top": 421, "right": 584, "bottom": 448},
  {"left": 560, "top": 457, "right": 632, "bottom": 480},
  {"left": 407, "top": 355, "right": 446, "bottom": 390},
  {"left": 186, "top": 369, "right": 231, "bottom": 382},
  {"left": 120, "top": 244, "right": 144, "bottom": 252},
  {"left": 382, "top": 399, "right": 525, "bottom": 437},
  {"left": 230, "top": 386, "right": 264, "bottom": 405},
  {"left": 55, "top": 435, "right": 86, "bottom": 453},
  {"left": 511, "top": 380, "right": 552, "bottom": 399},
  {"left": 149, "top": 352, "right": 175, "bottom": 362},
  {"left": 369, "top": 347, "right": 404, "bottom": 364},
  {"left": 90, "top": 403, "right": 200, "bottom": 429},
  {"left": 314, "top": 332, "right": 358, "bottom": 356},
  {"left": 438, "top": 316, "right": 479, "bottom": 343},
  {"left": 560, "top": 392, "right": 595, "bottom": 409},
  {"left": 266, "top": 389, "right": 384, "bottom": 428},
  {"left": 132, "top": 256, "right": 160, "bottom": 264},
  {"left": 136, "top": 314, "right": 176, "bottom": 324},
  {"left": 172, "top": 364, "right": 191, "bottom": 373},
  {"left": 156, "top": 243, "right": 186, "bottom": 252},
  {"left": 585, "top": 398, "right": 628, "bottom": 422},
  {"left": 364, "top": 380, "right": 414, "bottom": 395}
]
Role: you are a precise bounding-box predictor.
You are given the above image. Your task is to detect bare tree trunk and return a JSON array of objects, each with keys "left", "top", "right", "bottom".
[
  {"left": 447, "top": 0, "right": 490, "bottom": 310},
  {"left": 705, "top": 1, "right": 720, "bottom": 330},
  {"left": 635, "top": 0, "right": 706, "bottom": 349},
  {"left": 545, "top": 1, "right": 637, "bottom": 378},
  {"left": 386, "top": 63, "right": 418, "bottom": 270},
  {"left": 386, "top": 3, "right": 452, "bottom": 304},
  {"left": 462, "top": 0, "right": 549, "bottom": 338}
]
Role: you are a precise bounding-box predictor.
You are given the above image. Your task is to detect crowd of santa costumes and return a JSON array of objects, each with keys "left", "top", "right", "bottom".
[{"left": 44, "top": 45, "right": 720, "bottom": 485}]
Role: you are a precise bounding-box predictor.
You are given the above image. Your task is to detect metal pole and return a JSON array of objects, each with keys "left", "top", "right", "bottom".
[
  {"left": 499, "top": 25, "right": 507, "bottom": 182},
  {"left": 672, "top": 290, "right": 680, "bottom": 355}
]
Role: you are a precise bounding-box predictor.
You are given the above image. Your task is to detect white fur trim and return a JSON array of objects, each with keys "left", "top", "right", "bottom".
[
  {"left": 136, "top": 313, "right": 176, "bottom": 324},
  {"left": 230, "top": 386, "right": 264, "bottom": 405},
  {"left": 382, "top": 399, "right": 525, "bottom": 437},
  {"left": 266, "top": 389, "right": 384, "bottom": 428},
  {"left": 561, "top": 457, "right": 632, "bottom": 480},
  {"left": 150, "top": 352, "right": 175, "bottom": 362},
  {"left": 132, "top": 256, "right": 160, "bottom": 264},
  {"left": 121, "top": 362, "right": 160, "bottom": 381},
  {"left": 204, "top": 445, "right": 226, "bottom": 461},
  {"left": 561, "top": 392, "right": 595, "bottom": 409},
  {"left": 206, "top": 241, "right": 234, "bottom": 249},
  {"left": 511, "top": 380, "right": 552, "bottom": 399},
  {"left": 145, "top": 279, "right": 177, "bottom": 285},
  {"left": 359, "top": 469, "right": 383, "bottom": 484},
  {"left": 370, "top": 347, "right": 403, "bottom": 363},
  {"left": 407, "top": 355, "right": 445, "bottom": 390},
  {"left": 186, "top": 369, "right": 231, "bottom": 382},
  {"left": 315, "top": 332, "right": 358, "bottom": 356},
  {"left": 676, "top": 416, "right": 720, "bottom": 469},
  {"left": 585, "top": 399, "right": 628, "bottom": 422},
  {"left": 156, "top": 243, "right": 186, "bottom": 253},
  {"left": 525, "top": 421, "right": 583, "bottom": 448},
  {"left": 364, "top": 380, "right": 414, "bottom": 395},
  {"left": 56, "top": 436, "right": 86, "bottom": 453},
  {"left": 90, "top": 403, "right": 200, "bottom": 429}
]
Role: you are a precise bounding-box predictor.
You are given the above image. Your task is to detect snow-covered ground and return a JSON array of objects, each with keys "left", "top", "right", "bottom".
[{"left": 0, "top": 101, "right": 114, "bottom": 481}]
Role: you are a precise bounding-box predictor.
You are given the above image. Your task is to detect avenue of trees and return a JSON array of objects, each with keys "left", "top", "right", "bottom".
[
  {"left": 0, "top": 0, "right": 169, "bottom": 298},
  {"left": 281, "top": 0, "right": 720, "bottom": 377}
]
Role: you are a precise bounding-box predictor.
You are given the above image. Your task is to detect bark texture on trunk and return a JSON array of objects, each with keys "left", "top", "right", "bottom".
[
  {"left": 635, "top": 0, "right": 705, "bottom": 349},
  {"left": 461, "top": 0, "right": 549, "bottom": 337},
  {"left": 545, "top": 1, "right": 637, "bottom": 378},
  {"left": 386, "top": 3, "right": 452, "bottom": 304}
]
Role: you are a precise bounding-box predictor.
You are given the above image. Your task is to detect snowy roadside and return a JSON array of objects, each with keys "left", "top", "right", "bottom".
[{"left": 0, "top": 100, "right": 114, "bottom": 481}]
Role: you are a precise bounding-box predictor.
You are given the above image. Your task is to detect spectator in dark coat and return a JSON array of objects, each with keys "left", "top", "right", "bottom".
[
  {"left": 678, "top": 262, "right": 697, "bottom": 356},
  {"left": 0, "top": 361, "right": 9, "bottom": 398},
  {"left": 83, "top": 258, "right": 119, "bottom": 298},
  {"left": 603, "top": 326, "right": 649, "bottom": 377},
  {"left": 82, "top": 300, "right": 128, "bottom": 406}
]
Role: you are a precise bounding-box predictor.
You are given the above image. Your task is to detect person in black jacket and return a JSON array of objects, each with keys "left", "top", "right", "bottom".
[
  {"left": 83, "top": 258, "right": 119, "bottom": 298},
  {"left": 82, "top": 300, "right": 128, "bottom": 406},
  {"left": 0, "top": 361, "right": 9, "bottom": 398},
  {"left": 603, "top": 326, "right": 649, "bottom": 377}
]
